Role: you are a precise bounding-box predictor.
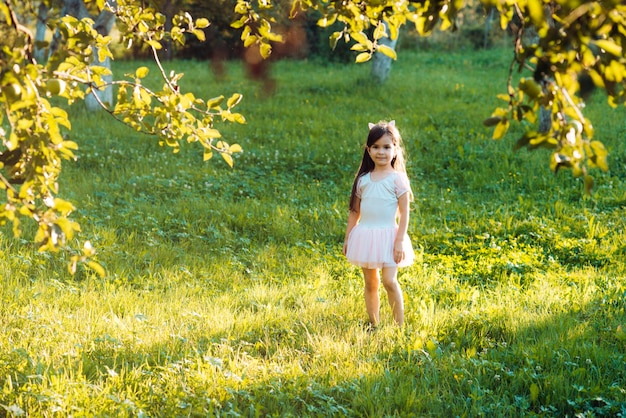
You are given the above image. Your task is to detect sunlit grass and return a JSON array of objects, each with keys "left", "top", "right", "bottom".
[{"left": 1, "top": 48, "right": 625, "bottom": 416}]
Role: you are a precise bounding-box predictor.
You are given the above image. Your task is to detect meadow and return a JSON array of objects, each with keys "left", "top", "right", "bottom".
[{"left": 1, "top": 47, "right": 625, "bottom": 416}]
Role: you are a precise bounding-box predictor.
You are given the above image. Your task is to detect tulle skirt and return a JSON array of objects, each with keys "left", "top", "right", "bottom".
[{"left": 346, "top": 225, "right": 414, "bottom": 269}]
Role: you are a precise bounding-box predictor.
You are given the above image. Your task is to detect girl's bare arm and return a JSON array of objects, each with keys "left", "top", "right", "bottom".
[
  {"left": 343, "top": 198, "right": 360, "bottom": 255},
  {"left": 394, "top": 192, "right": 410, "bottom": 262}
]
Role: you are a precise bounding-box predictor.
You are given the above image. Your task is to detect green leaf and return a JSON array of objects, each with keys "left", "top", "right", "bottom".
[
  {"left": 529, "top": 383, "right": 539, "bottom": 402},
  {"left": 584, "top": 174, "right": 594, "bottom": 195},
  {"left": 514, "top": 132, "right": 534, "bottom": 151},
  {"left": 482, "top": 116, "right": 502, "bottom": 127}
]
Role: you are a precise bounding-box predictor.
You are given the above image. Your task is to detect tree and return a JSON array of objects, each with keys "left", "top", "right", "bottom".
[
  {"left": 0, "top": 0, "right": 245, "bottom": 274},
  {"left": 234, "top": 0, "right": 623, "bottom": 194},
  {"left": 370, "top": 21, "right": 398, "bottom": 83}
]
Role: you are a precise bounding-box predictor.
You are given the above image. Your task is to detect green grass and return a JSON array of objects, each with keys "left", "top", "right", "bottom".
[{"left": 1, "top": 48, "right": 626, "bottom": 416}]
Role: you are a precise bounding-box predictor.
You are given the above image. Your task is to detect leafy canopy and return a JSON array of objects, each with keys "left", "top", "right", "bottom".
[
  {"left": 234, "top": 0, "right": 624, "bottom": 193},
  {"left": 0, "top": 0, "right": 245, "bottom": 274}
]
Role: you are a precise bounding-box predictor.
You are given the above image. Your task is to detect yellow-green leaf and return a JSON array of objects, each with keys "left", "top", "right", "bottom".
[
  {"left": 196, "top": 18, "right": 210, "bottom": 29},
  {"left": 351, "top": 44, "right": 368, "bottom": 52},
  {"left": 227, "top": 93, "right": 243, "bottom": 108},
  {"left": 593, "top": 39, "right": 622, "bottom": 57},
  {"left": 193, "top": 29, "right": 206, "bottom": 42},
  {"left": 0, "top": 2, "right": 13, "bottom": 26},
  {"left": 527, "top": 0, "right": 545, "bottom": 28},
  {"left": 207, "top": 95, "right": 224, "bottom": 109},
  {"left": 204, "top": 128, "right": 221, "bottom": 139},
  {"left": 231, "top": 17, "right": 246, "bottom": 29},
  {"left": 53, "top": 198, "right": 76, "bottom": 215},
  {"left": 351, "top": 32, "right": 369, "bottom": 46},
  {"left": 244, "top": 34, "right": 257, "bottom": 48},
  {"left": 260, "top": 42, "right": 272, "bottom": 59},
  {"left": 373, "top": 23, "right": 387, "bottom": 40},
  {"left": 136, "top": 66, "right": 149, "bottom": 79},
  {"left": 329, "top": 32, "right": 341, "bottom": 50},
  {"left": 355, "top": 52, "right": 371, "bottom": 63},
  {"left": 317, "top": 14, "right": 337, "bottom": 28},
  {"left": 146, "top": 40, "right": 162, "bottom": 50},
  {"left": 221, "top": 152, "right": 234, "bottom": 167},
  {"left": 87, "top": 260, "right": 106, "bottom": 277},
  {"left": 97, "top": 47, "right": 113, "bottom": 63},
  {"left": 492, "top": 119, "right": 510, "bottom": 140},
  {"left": 377, "top": 44, "right": 397, "bottom": 60}
]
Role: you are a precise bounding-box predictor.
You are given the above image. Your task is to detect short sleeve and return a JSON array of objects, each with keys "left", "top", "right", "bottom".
[
  {"left": 355, "top": 175, "right": 366, "bottom": 199},
  {"left": 394, "top": 173, "right": 412, "bottom": 199}
]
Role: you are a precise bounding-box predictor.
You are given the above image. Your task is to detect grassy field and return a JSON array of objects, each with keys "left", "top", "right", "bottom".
[{"left": 1, "top": 48, "right": 626, "bottom": 416}]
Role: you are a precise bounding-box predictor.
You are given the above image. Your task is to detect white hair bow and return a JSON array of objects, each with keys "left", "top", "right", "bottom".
[{"left": 368, "top": 120, "right": 395, "bottom": 129}]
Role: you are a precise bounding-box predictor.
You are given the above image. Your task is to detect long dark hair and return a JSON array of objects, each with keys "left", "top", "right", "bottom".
[{"left": 348, "top": 120, "right": 408, "bottom": 212}]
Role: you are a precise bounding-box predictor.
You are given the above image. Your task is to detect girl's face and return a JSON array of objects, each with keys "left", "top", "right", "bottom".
[{"left": 367, "top": 134, "right": 396, "bottom": 170}]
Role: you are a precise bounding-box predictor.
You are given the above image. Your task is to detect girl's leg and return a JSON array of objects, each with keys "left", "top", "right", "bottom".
[
  {"left": 362, "top": 268, "right": 380, "bottom": 326},
  {"left": 381, "top": 267, "right": 404, "bottom": 326}
]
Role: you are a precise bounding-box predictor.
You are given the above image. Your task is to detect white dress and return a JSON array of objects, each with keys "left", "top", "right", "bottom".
[{"left": 346, "top": 172, "right": 415, "bottom": 269}]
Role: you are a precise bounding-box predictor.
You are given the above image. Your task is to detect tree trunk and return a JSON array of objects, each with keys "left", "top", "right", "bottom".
[
  {"left": 34, "top": 2, "right": 49, "bottom": 64},
  {"left": 371, "top": 22, "right": 398, "bottom": 84},
  {"left": 85, "top": 1, "right": 117, "bottom": 110},
  {"left": 161, "top": 0, "right": 174, "bottom": 61},
  {"left": 483, "top": 8, "right": 495, "bottom": 49}
]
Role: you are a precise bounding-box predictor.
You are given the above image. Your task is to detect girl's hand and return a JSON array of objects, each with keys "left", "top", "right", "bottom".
[
  {"left": 393, "top": 241, "right": 404, "bottom": 264},
  {"left": 343, "top": 241, "right": 348, "bottom": 256}
]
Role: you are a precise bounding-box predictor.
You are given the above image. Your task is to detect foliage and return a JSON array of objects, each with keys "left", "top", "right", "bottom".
[
  {"left": 1, "top": 51, "right": 625, "bottom": 415},
  {"left": 0, "top": 0, "right": 244, "bottom": 268},
  {"left": 233, "top": 0, "right": 626, "bottom": 194}
]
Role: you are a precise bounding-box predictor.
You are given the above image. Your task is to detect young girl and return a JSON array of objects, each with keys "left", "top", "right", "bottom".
[{"left": 343, "top": 120, "right": 414, "bottom": 327}]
